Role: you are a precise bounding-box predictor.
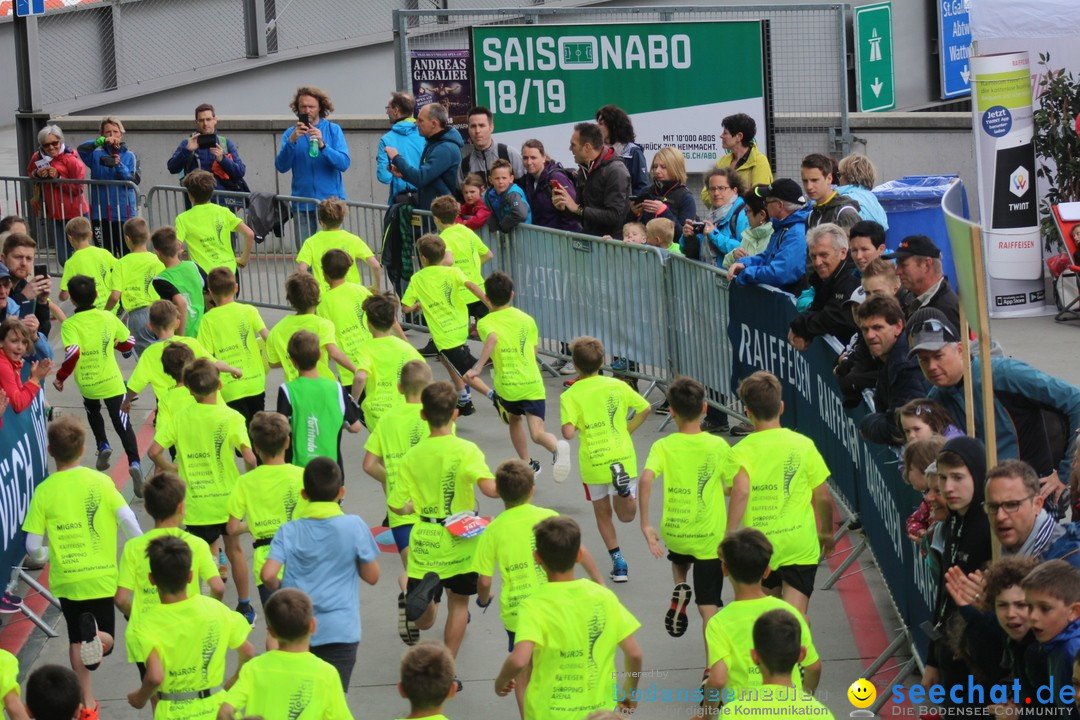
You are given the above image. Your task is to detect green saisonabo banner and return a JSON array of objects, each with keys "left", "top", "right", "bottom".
[{"left": 471, "top": 22, "right": 768, "bottom": 172}]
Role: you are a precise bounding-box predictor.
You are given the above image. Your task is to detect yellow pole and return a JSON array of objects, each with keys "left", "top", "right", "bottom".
[{"left": 970, "top": 225, "right": 999, "bottom": 561}]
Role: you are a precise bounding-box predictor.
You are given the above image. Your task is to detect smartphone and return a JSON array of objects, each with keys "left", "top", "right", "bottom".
[
  {"left": 18, "top": 298, "right": 36, "bottom": 318},
  {"left": 631, "top": 193, "right": 650, "bottom": 204},
  {"left": 34, "top": 263, "right": 48, "bottom": 280},
  {"left": 297, "top": 113, "right": 310, "bottom": 126},
  {"left": 550, "top": 179, "right": 563, "bottom": 192}
]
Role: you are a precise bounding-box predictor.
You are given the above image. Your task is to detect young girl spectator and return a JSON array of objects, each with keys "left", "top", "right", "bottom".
[
  {"left": 899, "top": 399, "right": 963, "bottom": 443},
  {"left": 722, "top": 185, "right": 773, "bottom": 269},
  {"left": 0, "top": 317, "right": 52, "bottom": 414},
  {"left": 902, "top": 435, "right": 946, "bottom": 542},
  {"left": 457, "top": 173, "right": 491, "bottom": 231}
]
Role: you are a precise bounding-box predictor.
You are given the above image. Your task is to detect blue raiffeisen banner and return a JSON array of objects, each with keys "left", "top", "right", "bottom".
[
  {"left": 0, "top": 364, "right": 49, "bottom": 580},
  {"left": 727, "top": 283, "right": 936, "bottom": 660}
]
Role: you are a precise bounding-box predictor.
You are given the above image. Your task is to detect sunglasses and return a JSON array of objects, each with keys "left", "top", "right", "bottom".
[{"left": 41, "top": 141, "right": 60, "bottom": 149}]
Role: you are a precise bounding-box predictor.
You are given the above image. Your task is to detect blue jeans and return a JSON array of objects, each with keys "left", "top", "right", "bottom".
[{"left": 292, "top": 210, "right": 318, "bottom": 253}]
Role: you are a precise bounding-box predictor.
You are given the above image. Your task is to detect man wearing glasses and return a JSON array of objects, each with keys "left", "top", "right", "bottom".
[
  {"left": 376, "top": 92, "right": 424, "bottom": 206},
  {"left": 726, "top": 179, "right": 810, "bottom": 296},
  {"left": 909, "top": 307, "right": 1080, "bottom": 520},
  {"left": 983, "top": 460, "right": 1080, "bottom": 568}
]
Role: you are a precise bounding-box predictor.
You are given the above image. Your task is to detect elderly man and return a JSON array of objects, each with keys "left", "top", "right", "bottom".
[
  {"left": 551, "top": 122, "right": 630, "bottom": 238},
  {"left": 854, "top": 294, "right": 928, "bottom": 446},
  {"left": 787, "top": 223, "right": 860, "bottom": 350},
  {"left": 376, "top": 92, "right": 424, "bottom": 206},
  {"left": 386, "top": 103, "right": 464, "bottom": 212},
  {"left": 911, "top": 308, "right": 1080, "bottom": 518},
  {"left": 458, "top": 106, "right": 525, "bottom": 181},
  {"left": 883, "top": 234, "right": 960, "bottom": 329},
  {"left": 727, "top": 180, "right": 810, "bottom": 295}
]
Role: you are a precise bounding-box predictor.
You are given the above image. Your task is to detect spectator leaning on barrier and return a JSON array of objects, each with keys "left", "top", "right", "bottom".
[
  {"left": 787, "top": 223, "right": 860, "bottom": 350},
  {"left": 552, "top": 122, "right": 630, "bottom": 240},
  {"left": 854, "top": 294, "right": 929, "bottom": 446},
  {"left": 847, "top": 220, "right": 887, "bottom": 273},
  {"left": 27, "top": 124, "right": 88, "bottom": 267},
  {"left": 2, "top": 233, "right": 54, "bottom": 339},
  {"left": 166, "top": 103, "right": 247, "bottom": 209},
  {"left": 377, "top": 92, "right": 424, "bottom": 206},
  {"left": 77, "top": 116, "right": 140, "bottom": 258},
  {"left": 631, "top": 148, "right": 696, "bottom": 238},
  {"left": 459, "top": 106, "right": 525, "bottom": 183},
  {"left": 520, "top": 139, "right": 580, "bottom": 233},
  {"left": 387, "top": 103, "right": 464, "bottom": 217},
  {"left": 836, "top": 153, "right": 889, "bottom": 229},
  {"left": 883, "top": 234, "right": 961, "bottom": 330},
  {"left": 727, "top": 179, "right": 809, "bottom": 295},
  {"left": 702, "top": 113, "right": 774, "bottom": 207},
  {"left": 275, "top": 86, "right": 351, "bottom": 248},
  {"left": 985, "top": 460, "right": 1080, "bottom": 569},
  {"left": 689, "top": 168, "right": 748, "bottom": 266},
  {"left": 801, "top": 154, "right": 861, "bottom": 231},
  {"left": 594, "top": 105, "right": 650, "bottom": 197},
  {"left": 721, "top": 185, "right": 772, "bottom": 270},
  {"left": 910, "top": 308, "right": 1080, "bottom": 520}
]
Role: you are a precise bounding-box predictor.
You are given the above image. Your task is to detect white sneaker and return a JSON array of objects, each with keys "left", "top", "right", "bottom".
[
  {"left": 558, "top": 361, "right": 577, "bottom": 376},
  {"left": 553, "top": 440, "right": 571, "bottom": 483}
]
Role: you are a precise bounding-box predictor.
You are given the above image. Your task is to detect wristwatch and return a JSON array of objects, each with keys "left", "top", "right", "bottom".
[{"left": 576, "top": 206, "right": 584, "bottom": 217}]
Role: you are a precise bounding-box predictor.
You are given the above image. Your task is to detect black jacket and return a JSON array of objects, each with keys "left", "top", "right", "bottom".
[
  {"left": 859, "top": 331, "right": 931, "bottom": 445},
  {"left": 571, "top": 146, "right": 631, "bottom": 238},
  {"left": 789, "top": 255, "right": 860, "bottom": 342},
  {"left": 906, "top": 277, "right": 961, "bottom": 332}
]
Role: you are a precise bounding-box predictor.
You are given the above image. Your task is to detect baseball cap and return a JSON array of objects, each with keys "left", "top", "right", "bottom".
[
  {"left": 754, "top": 178, "right": 805, "bottom": 206},
  {"left": 842, "top": 285, "right": 867, "bottom": 307},
  {"left": 907, "top": 307, "right": 960, "bottom": 357},
  {"left": 882, "top": 235, "right": 941, "bottom": 260},
  {"left": 0, "top": 263, "right": 10, "bottom": 281}
]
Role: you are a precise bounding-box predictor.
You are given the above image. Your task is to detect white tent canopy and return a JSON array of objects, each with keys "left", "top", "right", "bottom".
[{"left": 971, "top": 0, "right": 1080, "bottom": 40}]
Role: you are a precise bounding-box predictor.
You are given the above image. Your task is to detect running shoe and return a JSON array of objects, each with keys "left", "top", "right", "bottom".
[
  {"left": 95, "top": 443, "right": 112, "bottom": 472},
  {"left": 610, "top": 462, "right": 631, "bottom": 498},
  {"left": 562, "top": 377, "right": 580, "bottom": 389},
  {"left": 218, "top": 549, "right": 228, "bottom": 580},
  {"left": 558, "top": 361, "right": 577, "bottom": 376},
  {"left": 129, "top": 462, "right": 144, "bottom": 499},
  {"left": 491, "top": 392, "right": 511, "bottom": 425},
  {"left": 79, "top": 612, "right": 104, "bottom": 668},
  {"left": 553, "top": 440, "right": 571, "bottom": 483},
  {"left": 405, "top": 572, "right": 440, "bottom": 621},
  {"left": 700, "top": 416, "right": 729, "bottom": 434},
  {"left": 419, "top": 339, "right": 439, "bottom": 358},
  {"left": 236, "top": 601, "right": 257, "bottom": 626},
  {"left": 456, "top": 399, "right": 476, "bottom": 417},
  {"left": 730, "top": 422, "right": 754, "bottom": 437},
  {"left": 610, "top": 357, "right": 628, "bottom": 372},
  {"left": 398, "top": 592, "right": 419, "bottom": 646},
  {"left": 0, "top": 592, "right": 22, "bottom": 613},
  {"left": 529, "top": 459, "right": 541, "bottom": 478},
  {"left": 78, "top": 706, "right": 100, "bottom": 720},
  {"left": 654, "top": 400, "right": 670, "bottom": 416},
  {"left": 665, "top": 583, "right": 693, "bottom": 638},
  {"left": 610, "top": 556, "right": 629, "bottom": 583}
]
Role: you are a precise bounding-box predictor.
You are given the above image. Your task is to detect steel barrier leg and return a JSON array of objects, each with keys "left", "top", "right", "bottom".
[
  {"left": 867, "top": 629, "right": 918, "bottom": 714},
  {"left": 821, "top": 539, "right": 867, "bottom": 590},
  {"left": 18, "top": 568, "right": 60, "bottom": 609},
  {"left": 16, "top": 603, "right": 58, "bottom": 638}
]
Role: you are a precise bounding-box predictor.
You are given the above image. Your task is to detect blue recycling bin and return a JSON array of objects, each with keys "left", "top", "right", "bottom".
[{"left": 873, "top": 175, "right": 969, "bottom": 288}]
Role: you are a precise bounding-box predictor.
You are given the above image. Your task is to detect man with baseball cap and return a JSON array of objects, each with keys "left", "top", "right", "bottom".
[
  {"left": 726, "top": 179, "right": 810, "bottom": 295},
  {"left": 910, "top": 307, "right": 1080, "bottom": 519},
  {"left": 882, "top": 234, "right": 960, "bottom": 329}
]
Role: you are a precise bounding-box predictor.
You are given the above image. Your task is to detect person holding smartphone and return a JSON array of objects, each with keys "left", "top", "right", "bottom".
[
  {"left": 274, "top": 86, "right": 351, "bottom": 251},
  {"left": 166, "top": 103, "right": 248, "bottom": 209},
  {"left": 78, "top": 116, "right": 140, "bottom": 258},
  {"left": 1, "top": 233, "right": 58, "bottom": 340}
]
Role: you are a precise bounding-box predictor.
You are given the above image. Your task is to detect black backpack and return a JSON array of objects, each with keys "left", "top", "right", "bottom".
[{"left": 459, "top": 143, "right": 511, "bottom": 181}]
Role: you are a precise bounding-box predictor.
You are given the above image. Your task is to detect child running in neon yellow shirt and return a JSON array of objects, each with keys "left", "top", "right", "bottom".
[
  {"left": 59, "top": 218, "right": 115, "bottom": 312},
  {"left": 495, "top": 516, "right": 643, "bottom": 720},
  {"left": 174, "top": 170, "right": 254, "bottom": 277},
  {"left": 54, "top": 275, "right": 142, "bottom": 487},
  {"left": 362, "top": 359, "right": 433, "bottom": 604},
  {"left": 431, "top": 194, "right": 493, "bottom": 337},
  {"left": 219, "top": 589, "right": 353, "bottom": 720},
  {"left": 297, "top": 197, "right": 381, "bottom": 294},
  {"left": 227, "top": 411, "right": 304, "bottom": 613},
  {"left": 198, "top": 267, "right": 268, "bottom": 428},
  {"left": 125, "top": 536, "right": 255, "bottom": 720},
  {"left": 464, "top": 271, "right": 570, "bottom": 481},
  {"left": 727, "top": 370, "right": 835, "bottom": 617},
  {"left": 560, "top": 336, "right": 651, "bottom": 583},
  {"left": 266, "top": 272, "right": 357, "bottom": 384},
  {"left": 401, "top": 233, "right": 490, "bottom": 417},
  {"left": 703, "top": 529, "right": 821, "bottom": 710},
  {"left": 639, "top": 376, "right": 746, "bottom": 669},
  {"left": 22, "top": 416, "right": 143, "bottom": 715},
  {"left": 116, "top": 472, "right": 225, "bottom": 668},
  {"left": 388, "top": 382, "right": 497, "bottom": 686},
  {"left": 0, "top": 649, "right": 22, "bottom": 720},
  {"left": 315, "top": 248, "right": 372, "bottom": 393},
  {"left": 394, "top": 643, "right": 458, "bottom": 720},
  {"left": 148, "top": 357, "right": 258, "bottom": 625},
  {"left": 105, "top": 218, "right": 163, "bottom": 356},
  {"left": 474, "top": 460, "right": 603, "bottom": 716},
  {"left": 353, "top": 292, "right": 423, "bottom": 432}
]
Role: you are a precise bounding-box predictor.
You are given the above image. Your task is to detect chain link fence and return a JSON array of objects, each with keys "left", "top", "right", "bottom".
[{"left": 395, "top": 4, "right": 850, "bottom": 179}]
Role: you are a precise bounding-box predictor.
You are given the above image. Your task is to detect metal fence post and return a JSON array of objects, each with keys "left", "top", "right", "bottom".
[
  {"left": 244, "top": 0, "right": 269, "bottom": 59},
  {"left": 393, "top": 10, "right": 410, "bottom": 92}
]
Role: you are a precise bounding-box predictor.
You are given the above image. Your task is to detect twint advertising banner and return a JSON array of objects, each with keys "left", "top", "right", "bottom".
[{"left": 470, "top": 22, "right": 770, "bottom": 172}]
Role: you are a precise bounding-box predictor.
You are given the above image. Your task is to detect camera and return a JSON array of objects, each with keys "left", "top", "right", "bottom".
[
  {"left": 691, "top": 221, "right": 706, "bottom": 234},
  {"left": 197, "top": 133, "right": 219, "bottom": 150}
]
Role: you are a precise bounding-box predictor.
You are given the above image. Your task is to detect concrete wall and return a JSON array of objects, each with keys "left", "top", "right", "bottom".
[{"left": 50, "top": 112, "right": 977, "bottom": 214}]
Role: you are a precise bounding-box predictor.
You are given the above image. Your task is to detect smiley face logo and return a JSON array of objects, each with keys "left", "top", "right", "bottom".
[{"left": 847, "top": 678, "right": 876, "bottom": 709}]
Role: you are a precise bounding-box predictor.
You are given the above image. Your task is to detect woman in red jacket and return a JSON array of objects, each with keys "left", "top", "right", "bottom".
[
  {"left": 27, "top": 124, "right": 89, "bottom": 268},
  {"left": 0, "top": 317, "right": 51, "bottom": 420}
]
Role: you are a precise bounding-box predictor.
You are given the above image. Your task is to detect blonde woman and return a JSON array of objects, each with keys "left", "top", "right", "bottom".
[{"left": 630, "top": 147, "right": 696, "bottom": 255}]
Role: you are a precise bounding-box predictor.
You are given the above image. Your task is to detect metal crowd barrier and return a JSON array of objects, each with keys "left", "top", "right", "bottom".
[{"left": 0, "top": 175, "right": 140, "bottom": 276}]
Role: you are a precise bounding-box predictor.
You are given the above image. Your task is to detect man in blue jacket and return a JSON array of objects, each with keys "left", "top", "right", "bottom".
[
  {"left": 911, "top": 308, "right": 1080, "bottom": 519},
  {"left": 275, "top": 86, "right": 351, "bottom": 250},
  {"left": 377, "top": 92, "right": 424, "bottom": 206},
  {"left": 385, "top": 103, "right": 463, "bottom": 213},
  {"left": 166, "top": 103, "right": 247, "bottom": 210},
  {"left": 726, "top": 179, "right": 810, "bottom": 295}
]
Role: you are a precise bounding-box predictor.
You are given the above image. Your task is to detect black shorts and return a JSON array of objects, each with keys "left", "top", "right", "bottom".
[
  {"left": 59, "top": 596, "right": 116, "bottom": 646},
  {"left": 406, "top": 571, "right": 478, "bottom": 601},
  {"left": 666, "top": 552, "right": 724, "bottom": 607},
  {"left": 226, "top": 393, "right": 265, "bottom": 428},
  {"left": 762, "top": 563, "right": 818, "bottom": 600},
  {"left": 467, "top": 300, "right": 489, "bottom": 322},
  {"left": 186, "top": 522, "right": 228, "bottom": 545},
  {"left": 439, "top": 344, "right": 478, "bottom": 379},
  {"left": 498, "top": 397, "right": 546, "bottom": 420}
]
